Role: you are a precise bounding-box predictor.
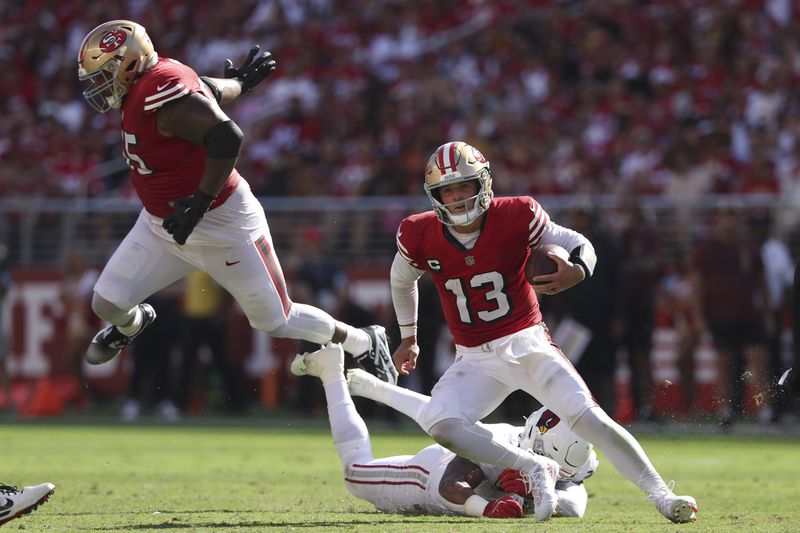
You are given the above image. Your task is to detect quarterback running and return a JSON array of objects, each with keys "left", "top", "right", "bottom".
[
  {"left": 76, "top": 20, "right": 396, "bottom": 384},
  {"left": 388, "top": 141, "right": 697, "bottom": 523}
]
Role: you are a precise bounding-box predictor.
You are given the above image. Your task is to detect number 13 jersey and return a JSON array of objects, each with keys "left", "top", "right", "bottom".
[{"left": 396, "top": 196, "right": 549, "bottom": 347}]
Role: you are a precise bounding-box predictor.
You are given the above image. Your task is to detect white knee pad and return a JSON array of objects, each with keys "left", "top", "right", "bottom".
[{"left": 91, "top": 291, "right": 135, "bottom": 325}]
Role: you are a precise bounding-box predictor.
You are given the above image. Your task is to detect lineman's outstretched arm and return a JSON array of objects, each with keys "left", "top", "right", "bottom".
[{"left": 200, "top": 45, "right": 276, "bottom": 105}]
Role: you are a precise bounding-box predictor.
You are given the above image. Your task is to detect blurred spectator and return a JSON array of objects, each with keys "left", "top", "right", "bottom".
[
  {"left": 1, "top": 2, "right": 798, "bottom": 206},
  {"left": 60, "top": 248, "right": 99, "bottom": 403},
  {"left": 617, "top": 198, "right": 662, "bottom": 422},
  {"left": 120, "top": 292, "right": 181, "bottom": 422},
  {"left": 0, "top": 244, "right": 11, "bottom": 410},
  {"left": 751, "top": 210, "right": 794, "bottom": 424},
  {"left": 658, "top": 250, "right": 705, "bottom": 416},
  {"left": 546, "top": 204, "right": 623, "bottom": 414},
  {"left": 176, "top": 272, "right": 245, "bottom": 415},
  {"left": 689, "top": 205, "right": 771, "bottom": 429}
]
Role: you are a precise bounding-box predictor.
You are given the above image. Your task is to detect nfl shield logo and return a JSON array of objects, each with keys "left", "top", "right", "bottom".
[{"left": 465, "top": 256, "right": 475, "bottom": 266}]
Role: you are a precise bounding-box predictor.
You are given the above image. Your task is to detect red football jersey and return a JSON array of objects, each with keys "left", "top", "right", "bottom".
[
  {"left": 120, "top": 57, "right": 240, "bottom": 218},
  {"left": 397, "top": 196, "right": 550, "bottom": 346}
]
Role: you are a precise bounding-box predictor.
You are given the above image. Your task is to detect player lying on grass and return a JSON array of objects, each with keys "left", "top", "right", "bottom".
[
  {"left": 292, "top": 344, "right": 596, "bottom": 519},
  {"left": 0, "top": 482, "right": 55, "bottom": 526},
  {"left": 345, "top": 367, "right": 600, "bottom": 517}
]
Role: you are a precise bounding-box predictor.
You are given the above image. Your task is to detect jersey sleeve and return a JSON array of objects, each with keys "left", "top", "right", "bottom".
[
  {"left": 396, "top": 218, "right": 424, "bottom": 269},
  {"left": 140, "top": 60, "right": 203, "bottom": 114},
  {"left": 526, "top": 196, "right": 551, "bottom": 247}
]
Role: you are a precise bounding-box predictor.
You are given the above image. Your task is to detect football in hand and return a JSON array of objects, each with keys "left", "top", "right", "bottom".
[{"left": 525, "top": 243, "right": 569, "bottom": 285}]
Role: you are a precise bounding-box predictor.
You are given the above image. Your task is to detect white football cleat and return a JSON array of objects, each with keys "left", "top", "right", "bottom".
[
  {"left": 346, "top": 368, "right": 388, "bottom": 401},
  {"left": 647, "top": 483, "right": 698, "bottom": 523},
  {"left": 0, "top": 482, "right": 55, "bottom": 526},
  {"left": 525, "top": 455, "right": 560, "bottom": 521},
  {"left": 290, "top": 343, "right": 344, "bottom": 380}
]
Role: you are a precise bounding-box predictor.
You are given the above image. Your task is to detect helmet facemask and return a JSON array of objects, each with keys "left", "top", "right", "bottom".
[
  {"left": 518, "top": 408, "right": 594, "bottom": 479},
  {"left": 425, "top": 171, "right": 492, "bottom": 227},
  {"left": 79, "top": 58, "right": 125, "bottom": 113},
  {"left": 424, "top": 142, "right": 493, "bottom": 227},
  {"left": 77, "top": 20, "right": 156, "bottom": 114}
]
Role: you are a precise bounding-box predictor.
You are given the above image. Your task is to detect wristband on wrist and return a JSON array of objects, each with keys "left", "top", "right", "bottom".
[
  {"left": 463, "top": 494, "right": 490, "bottom": 517},
  {"left": 399, "top": 325, "right": 417, "bottom": 338}
]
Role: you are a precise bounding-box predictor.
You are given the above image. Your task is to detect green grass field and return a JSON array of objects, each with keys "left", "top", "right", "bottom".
[{"left": 2, "top": 421, "right": 799, "bottom": 532}]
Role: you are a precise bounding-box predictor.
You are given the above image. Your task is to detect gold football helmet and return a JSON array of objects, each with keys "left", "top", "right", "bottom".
[
  {"left": 424, "top": 141, "right": 493, "bottom": 226},
  {"left": 77, "top": 20, "right": 157, "bottom": 113}
]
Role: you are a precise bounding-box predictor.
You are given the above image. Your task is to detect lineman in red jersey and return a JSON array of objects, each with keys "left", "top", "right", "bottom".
[
  {"left": 390, "top": 141, "right": 697, "bottom": 523},
  {"left": 76, "top": 20, "right": 397, "bottom": 385}
]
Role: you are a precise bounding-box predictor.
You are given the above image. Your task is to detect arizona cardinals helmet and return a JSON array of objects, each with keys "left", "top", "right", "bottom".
[
  {"left": 78, "top": 20, "right": 157, "bottom": 113},
  {"left": 519, "top": 407, "right": 595, "bottom": 480},
  {"left": 424, "top": 141, "right": 492, "bottom": 226}
]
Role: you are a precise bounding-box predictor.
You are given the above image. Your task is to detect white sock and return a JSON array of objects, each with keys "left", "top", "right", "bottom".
[
  {"left": 341, "top": 327, "right": 371, "bottom": 356},
  {"left": 117, "top": 306, "right": 142, "bottom": 336},
  {"left": 385, "top": 386, "right": 430, "bottom": 428},
  {"left": 572, "top": 407, "right": 669, "bottom": 497},
  {"left": 323, "top": 377, "right": 373, "bottom": 466}
]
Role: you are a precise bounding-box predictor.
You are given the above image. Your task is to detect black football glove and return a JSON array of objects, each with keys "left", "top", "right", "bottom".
[
  {"left": 162, "top": 191, "right": 216, "bottom": 245},
  {"left": 224, "top": 45, "right": 277, "bottom": 93}
]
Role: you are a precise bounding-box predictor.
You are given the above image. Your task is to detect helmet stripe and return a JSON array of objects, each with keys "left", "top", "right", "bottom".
[
  {"left": 437, "top": 144, "right": 447, "bottom": 172},
  {"left": 448, "top": 143, "right": 458, "bottom": 172}
]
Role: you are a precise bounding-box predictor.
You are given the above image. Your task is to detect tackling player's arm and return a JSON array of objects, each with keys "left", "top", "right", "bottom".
[
  {"left": 438, "top": 456, "right": 523, "bottom": 518},
  {"left": 200, "top": 45, "right": 276, "bottom": 105},
  {"left": 157, "top": 92, "right": 242, "bottom": 244}
]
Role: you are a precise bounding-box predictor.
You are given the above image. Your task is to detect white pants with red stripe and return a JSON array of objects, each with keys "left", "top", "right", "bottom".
[
  {"left": 93, "top": 179, "right": 336, "bottom": 343},
  {"left": 421, "top": 324, "right": 597, "bottom": 431},
  {"left": 342, "top": 443, "right": 455, "bottom": 515}
]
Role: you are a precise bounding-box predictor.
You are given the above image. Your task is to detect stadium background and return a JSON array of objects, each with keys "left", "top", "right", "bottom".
[{"left": 1, "top": 0, "right": 799, "bottom": 429}]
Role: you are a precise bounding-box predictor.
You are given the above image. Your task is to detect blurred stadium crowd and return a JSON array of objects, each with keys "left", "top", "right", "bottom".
[
  {"left": 3, "top": 0, "right": 800, "bottom": 201},
  {"left": 1, "top": 1, "right": 799, "bottom": 428}
]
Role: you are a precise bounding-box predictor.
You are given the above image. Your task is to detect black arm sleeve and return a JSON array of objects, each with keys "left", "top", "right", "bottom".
[
  {"left": 202, "top": 120, "right": 243, "bottom": 159},
  {"left": 199, "top": 76, "right": 222, "bottom": 104}
]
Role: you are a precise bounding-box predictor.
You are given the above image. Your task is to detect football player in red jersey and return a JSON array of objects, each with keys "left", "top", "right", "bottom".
[
  {"left": 389, "top": 141, "right": 697, "bottom": 523},
  {"left": 76, "top": 20, "right": 396, "bottom": 385}
]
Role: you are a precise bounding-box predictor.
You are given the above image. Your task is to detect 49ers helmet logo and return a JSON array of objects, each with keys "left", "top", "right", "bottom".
[
  {"left": 99, "top": 29, "right": 127, "bottom": 52},
  {"left": 471, "top": 146, "right": 487, "bottom": 163},
  {"left": 536, "top": 409, "right": 561, "bottom": 434}
]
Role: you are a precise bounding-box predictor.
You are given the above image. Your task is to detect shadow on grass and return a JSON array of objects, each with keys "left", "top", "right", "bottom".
[{"left": 86, "top": 517, "right": 465, "bottom": 530}]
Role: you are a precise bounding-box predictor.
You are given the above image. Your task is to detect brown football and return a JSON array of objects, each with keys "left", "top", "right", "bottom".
[{"left": 525, "top": 243, "right": 569, "bottom": 285}]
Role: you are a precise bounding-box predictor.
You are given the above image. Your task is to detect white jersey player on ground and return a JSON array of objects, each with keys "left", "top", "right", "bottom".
[
  {"left": 293, "top": 344, "right": 596, "bottom": 519},
  {"left": 388, "top": 141, "right": 697, "bottom": 523}
]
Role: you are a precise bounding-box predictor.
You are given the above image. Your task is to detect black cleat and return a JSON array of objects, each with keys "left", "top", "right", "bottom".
[
  {"left": 86, "top": 303, "right": 156, "bottom": 365},
  {"left": 351, "top": 325, "right": 398, "bottom": 385}
]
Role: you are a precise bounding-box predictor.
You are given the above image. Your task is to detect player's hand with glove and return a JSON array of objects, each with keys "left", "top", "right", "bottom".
[
  {"left": 162, "top": 191, "right": 216, "bottom": 245},
  {"left": 483, "top": 495, "right": 524, "bottom": 518},
  {"left": 224, "top": 45, "right": 277, "bottom": 93},
  {"left": 497, "top": 468, "right": 532, "bottom": 498}
]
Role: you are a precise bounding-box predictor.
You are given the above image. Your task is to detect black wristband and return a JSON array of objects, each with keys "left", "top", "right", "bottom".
[
  {"left": 203, "top": 120, "right": 243, "bottom": 159},
  {"left": 199, "top": 76, "right": 222, "bottom": 103},
  {"left": 569, "top": 244, "right": 596, "bottom": 279},
  {"left": 194, "top": 190, "right": 216, "bottom": 209}
]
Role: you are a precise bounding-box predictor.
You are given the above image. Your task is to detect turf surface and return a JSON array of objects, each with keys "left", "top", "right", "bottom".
[{"left": 2, "top": 422, "right": 799, "bottom": 532}]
